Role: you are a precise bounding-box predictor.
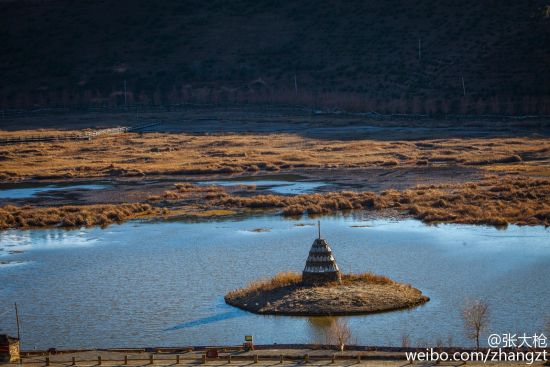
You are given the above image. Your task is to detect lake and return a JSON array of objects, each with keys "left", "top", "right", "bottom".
[
  {"left": 0, "top": 183, "right": 110, "bottom": 199},
  {"left": 0, "top": 214, "right": 548, "bottom": 349},
  {"left": 198, "top": 180, "right": 327, "bottom": 194}
]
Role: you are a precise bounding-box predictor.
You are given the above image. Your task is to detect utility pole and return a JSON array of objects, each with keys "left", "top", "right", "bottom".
[
  {"left": 124, "top": 80, "right": 127, "bottom": 108},
  {"left": 14, "top": 302, "right": 21, "bottom": 342},
  {"left": 461, "top": 75, "right": 466, "bottom": 96},
  {"left": 294, "top": 73, "right": 298, "bottom": 96}
]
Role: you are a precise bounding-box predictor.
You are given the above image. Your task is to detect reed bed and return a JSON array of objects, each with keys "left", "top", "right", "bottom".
[
  {"left": 0, "top": 130, "right": 548, "bottom": 181},
  {"left": 211, "top": 176, "right": 550, "bottom": 226},
  {"left": 0, "top": 203, "right": 159, "bottom": 229},
  {"left": 1, "top": 176, "right": 548, "bottom": 229}
]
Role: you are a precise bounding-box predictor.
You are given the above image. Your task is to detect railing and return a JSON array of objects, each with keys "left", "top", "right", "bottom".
[
  {"left": 38, "top": 352, "right": 369, "bottom": 366},
  {"left": 0, "top": 122, "right": 161, "bottom": 145}
]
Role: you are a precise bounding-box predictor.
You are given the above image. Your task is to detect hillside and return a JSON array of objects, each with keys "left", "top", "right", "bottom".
[{"left": 0, "top": 0, "right": 549, "bottom": 114}]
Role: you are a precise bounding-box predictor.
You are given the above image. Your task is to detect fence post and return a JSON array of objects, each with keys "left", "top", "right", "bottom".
[
  {"left": 201, "top": 354, "right": 206, "bottom": 364},
  {"left": 149, "top": 354, "right": 154, "bottom": 364},
  {"left": 304, "top": 354, "right": 309, "bottom": 363},
  {"left": 176, "top": 355, "right": 180, "bottom": 364},
  {"left": 124, "top": 355, "right": 128, "bottom": 365},
  {"left": 98, "top": 355, "right": 102, "bottom": 365},
  {"left": 254, "top": 354, "right": 258, "bottom": 363},
  {"left": 227, "top": 355, "right": 231, "bottom": 364},
  {"left": 279, "top": 355, "right": 283, "bottom": 364},
  {"left": 332, "top": 354, "right": 336, "bottom": 364},
  {"left": 357, "top": 355, "right": 361, "bottom": 364},
  {"left": 45, "top": 356, "right": 50, "bottom": 366},
  {"left": 72, "top": 356, "right": 76, "bottom": 365}
]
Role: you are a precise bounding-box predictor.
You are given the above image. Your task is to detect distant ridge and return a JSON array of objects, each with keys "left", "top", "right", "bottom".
[{"left": 0, "top": 0, "right": 549, "bottom": 114}]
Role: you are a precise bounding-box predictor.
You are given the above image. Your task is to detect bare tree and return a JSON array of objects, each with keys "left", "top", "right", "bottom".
[
  {"left": 325, "top": 318, "right": 352, "bottom": 352},
  {"left": 462, "top": 299, "right": 490, "bottom": 350}
]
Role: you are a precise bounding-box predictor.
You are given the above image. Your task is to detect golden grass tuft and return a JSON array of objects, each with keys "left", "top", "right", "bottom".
[
  {"left": 0, "top": 203, "right": 159, "bottom": 229},
  {"left": 341, "top": 272, "right": 395, "bottom": 285},
  {"left": 225, "top": 271, "right": 302, "bottom": 298},
  {"left": 209, "top": 176, "right": 550, "bottom": 226},
  {"left": 1, "top": 175, "right": 547, "bottom": 230}
]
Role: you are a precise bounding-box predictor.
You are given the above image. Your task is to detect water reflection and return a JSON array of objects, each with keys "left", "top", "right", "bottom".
[{"left": 306, "top": 316, "right": 338, "bottom": 344}]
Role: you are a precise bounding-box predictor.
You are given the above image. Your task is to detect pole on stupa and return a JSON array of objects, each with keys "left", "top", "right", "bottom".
[{"left": 318, "top": 220, "right": 321, "bottom": 239}]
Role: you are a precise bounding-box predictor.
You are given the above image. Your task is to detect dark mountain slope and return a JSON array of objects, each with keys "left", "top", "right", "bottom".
[{"left": 0, "top": 0, "right": 549, "bottom": 113}]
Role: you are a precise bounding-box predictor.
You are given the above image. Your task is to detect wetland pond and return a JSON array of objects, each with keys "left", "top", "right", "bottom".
[
  {"left": 0, "top": 214, "right": 549, "bottom": 349},
  {"left": 0, "top": 182, "right": 110, "bottom": 199}
]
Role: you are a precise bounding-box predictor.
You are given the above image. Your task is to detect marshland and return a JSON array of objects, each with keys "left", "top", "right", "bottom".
[
  {"left": 0, "top": 114, "right": 549, "bottom": 229},
  {"left": 0, "top": 111, "right": 548, "bottom": 350}
]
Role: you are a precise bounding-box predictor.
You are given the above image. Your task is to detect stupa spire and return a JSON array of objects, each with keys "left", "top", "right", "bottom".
[{"left": 302, "top": 222, "right": 342, "bottom": 285}]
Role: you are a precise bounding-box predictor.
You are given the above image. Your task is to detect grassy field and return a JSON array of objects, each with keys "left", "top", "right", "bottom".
[
  {"left": 0, "top": 128, "right": 548, "bottom": 229},
  {"left": 1, "top": 130, "right": 548, "bottom": 181}
]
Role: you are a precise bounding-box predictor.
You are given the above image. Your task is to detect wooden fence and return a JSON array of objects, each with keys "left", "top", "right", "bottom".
[{"left": 0, "top": 122, "right": 161, "bottom": 145}]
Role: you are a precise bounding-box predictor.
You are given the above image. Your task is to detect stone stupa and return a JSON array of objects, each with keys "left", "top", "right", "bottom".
[{"left": 302, "top": 221, "right": 342, "bottom": 285}]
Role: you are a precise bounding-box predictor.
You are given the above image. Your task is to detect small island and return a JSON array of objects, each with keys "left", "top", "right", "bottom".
[{"left": 225, "top": 224, "right": 429, "bottom": 316}]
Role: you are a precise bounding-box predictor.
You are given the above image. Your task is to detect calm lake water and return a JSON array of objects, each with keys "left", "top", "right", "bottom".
[
  {"left": 0, "top": 183, "right": 109, "bottom": 199},
  {"left": 0, "top": 215, "right": 549, "bottom": 349},
  {"left": 199, "top": 180, "right": 327, "bottom": 194}
]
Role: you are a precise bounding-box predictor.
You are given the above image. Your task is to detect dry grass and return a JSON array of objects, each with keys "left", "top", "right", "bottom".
[
  {"left": 0, "top": 130, "right": 548, "bottom": 181},
  {"left": 227, "top": 271, "right": 397, "bottom": 299},
  {"left": 0, "top": 203, "right": 160, "bottom": 229},
  {"left": 0, "top": 130, "right": 548, "bottom": 229},
  {"left": 212, "top": 176, "right": 550, "bottom": 226},
  {"left": 1, "top": 176, "right": 548, "bottom": 230},
  {"left": 341, "top": 272, "right": 395, "bottom": 285},
  {"left": 225, "top": 271, "right": 302, "bottom": 298},
  {"left": 224, "top": 270, "right": 427, "bottom": 316}
]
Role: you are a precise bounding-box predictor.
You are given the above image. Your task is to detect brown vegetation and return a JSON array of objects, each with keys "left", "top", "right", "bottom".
[
  {"left": 225, "top": 271, "right": 303, "bottom": 299},
  {"left": 225, "top": 271, "right": 396, "bottom": 300},
  {"left": 210, "top": 176, "right": 550, "bottom": 226},
  {"left": 1, "top": 175, "right": 548, "bottom": 230},
  {"left": 0, "top": 129, "right": 547, "bottom": 229},
  {"left": 462, "top": 299, "right": 490, "bottom": 350},
  {"left": 0, "top": 203, "right": 160, "bottom": 230},
  {"left": 224, "top": 271, "right": 429, "bottom": 316},
  {"left": 324, "top": 319, "right": 352, "bottom": 352},
  {"left": 0, "top": 130, "right": 548, "bottom": 181}
]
